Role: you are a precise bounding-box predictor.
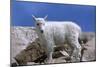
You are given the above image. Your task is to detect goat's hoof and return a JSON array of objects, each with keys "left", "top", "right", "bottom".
[{"left": 44, "top": 59, "right": 54, "bottom": 64}]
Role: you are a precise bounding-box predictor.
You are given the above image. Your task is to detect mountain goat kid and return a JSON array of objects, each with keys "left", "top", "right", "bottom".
[{"left": 32, "top": 15, "right": 82, "bottom": 63}]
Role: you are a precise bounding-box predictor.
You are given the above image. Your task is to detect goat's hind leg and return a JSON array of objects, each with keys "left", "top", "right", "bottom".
[{"left": 67, "top": 35, "right": 82, "bottom": 62}]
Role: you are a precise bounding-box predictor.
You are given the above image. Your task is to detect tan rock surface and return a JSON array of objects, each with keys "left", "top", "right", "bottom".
[{"left": 11, "top": 27, "right": 96, "bottom": 66}]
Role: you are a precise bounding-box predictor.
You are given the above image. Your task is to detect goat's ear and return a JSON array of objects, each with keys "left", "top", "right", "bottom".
[
  {"left": 44, "top": 15, "right": 48, "bottom": 20},
  {"left": 32, "top": 15, "right": 36, "bottom": 20}
]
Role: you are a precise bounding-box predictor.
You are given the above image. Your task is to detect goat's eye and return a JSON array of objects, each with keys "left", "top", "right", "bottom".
[
  {"left": 40, "top": 30, "right": 44, "bottom": 33},
  {"left": 37, "top": 23, "right": 39, "bottom": 26}
]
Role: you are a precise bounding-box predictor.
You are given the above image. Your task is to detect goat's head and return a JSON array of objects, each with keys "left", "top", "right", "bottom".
[{"left": 32, "top": 15, "right": 48, "bottom": 33}]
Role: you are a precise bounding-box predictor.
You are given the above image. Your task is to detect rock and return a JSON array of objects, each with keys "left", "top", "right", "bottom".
[
  {"left": 81, "top": 37, "right": 96, "bottom": 61},
  {"left": 14, "top": 39, "right": 70, "bottom": 65},
  {"left": 79, "top": 32, "right": 95, "bottom": 44},
  {"left": 14, "top": 38, "right": 45, "bottom": 65},
  {"left": 11, "top": 26, "right": 96, "bottom": 65},
  {"left": 11, "top": 26, "right": 38, "bottom": 63}
]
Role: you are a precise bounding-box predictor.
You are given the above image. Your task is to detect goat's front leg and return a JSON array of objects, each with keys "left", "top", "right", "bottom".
[
  {"left": 44, "top": 42, "right": 54, "bottom": 64},
  {"left": 45, "top": 51, "right": 53, "bottom": 64}
]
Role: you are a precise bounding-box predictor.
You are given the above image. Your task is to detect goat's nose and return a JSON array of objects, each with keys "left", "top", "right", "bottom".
[{"left": 40, "top": 30, "right": 44, "bottom": 33}]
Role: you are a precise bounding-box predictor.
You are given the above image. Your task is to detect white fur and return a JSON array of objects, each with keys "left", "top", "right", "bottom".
[{"left": 33, "top": 17, "right": 82, "bottom": 63}]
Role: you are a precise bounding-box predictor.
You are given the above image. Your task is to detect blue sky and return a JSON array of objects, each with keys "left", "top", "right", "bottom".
[{"left": 11, "top": 1, "right": 96, "bottom": 32}]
